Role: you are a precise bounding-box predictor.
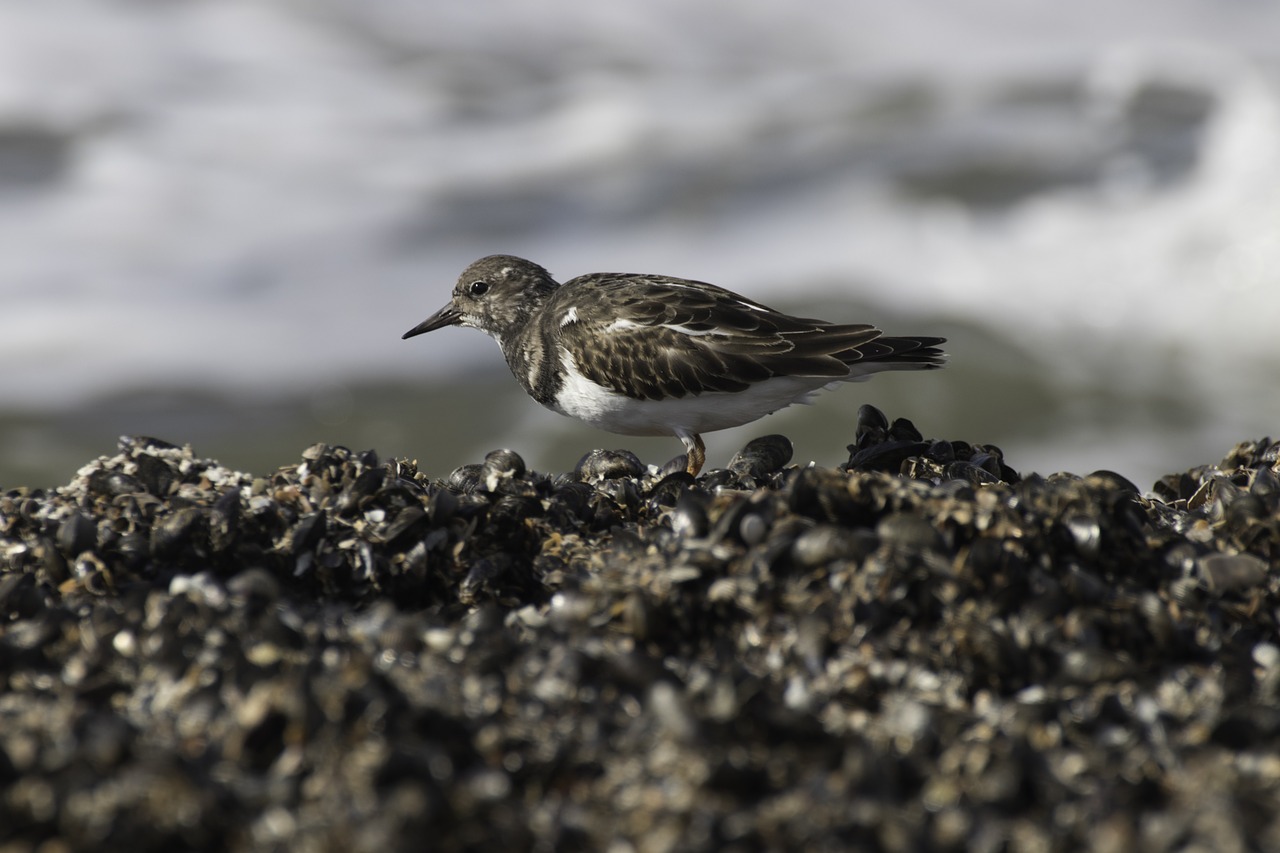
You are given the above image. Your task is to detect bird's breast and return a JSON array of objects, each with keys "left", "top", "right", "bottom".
[
  {"left": 550, "top": 348, "right": 633, "bottom": 426},
  {"left": 500, "top": 325, "right": 562, "bottom": 406},
  {"left": 549, "top": 346, "right": 833, "bottom": 438}
]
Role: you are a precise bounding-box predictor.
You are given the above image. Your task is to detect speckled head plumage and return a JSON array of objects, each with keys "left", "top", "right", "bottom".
[{"left": 402, "top": 255, "right": 559, "bottom": 345}]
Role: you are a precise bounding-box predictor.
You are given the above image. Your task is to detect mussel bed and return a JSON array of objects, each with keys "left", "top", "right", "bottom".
[{"left": 1, "top": 409, "right": 1278, "bottom": 851}]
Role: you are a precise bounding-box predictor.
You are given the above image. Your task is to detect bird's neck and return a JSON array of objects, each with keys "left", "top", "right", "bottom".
[{"left": 498, "top": 318, "right": 561, "bottom": 406}]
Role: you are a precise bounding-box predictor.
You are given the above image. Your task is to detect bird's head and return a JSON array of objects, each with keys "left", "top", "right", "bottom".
[{"left": 402, "top": 255, "right": 559, "bottom": 344}]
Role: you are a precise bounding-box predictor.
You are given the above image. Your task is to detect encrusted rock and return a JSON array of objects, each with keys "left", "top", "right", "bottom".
[{"left": 1, "top": 416, "right": 1278, "bottom": 851}]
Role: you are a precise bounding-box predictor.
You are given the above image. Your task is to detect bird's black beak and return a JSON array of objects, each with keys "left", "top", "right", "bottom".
[{"left": 402, "top": 303, "right": 462, "bottom": 339}]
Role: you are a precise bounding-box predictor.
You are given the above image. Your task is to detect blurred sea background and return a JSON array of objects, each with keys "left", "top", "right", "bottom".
[{"left": 2, "top": 0, "right": 1278, "bottom": 491}]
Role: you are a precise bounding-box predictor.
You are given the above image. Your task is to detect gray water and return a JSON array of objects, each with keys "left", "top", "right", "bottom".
[{"left": 2, "top": 0, "right": 1278, "bottom": 490}]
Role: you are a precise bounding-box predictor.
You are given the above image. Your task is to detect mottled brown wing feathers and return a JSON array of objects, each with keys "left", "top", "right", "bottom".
[
  {"left": 567, "top": 324, "right": 765, "bottom": 399},
  {"left": 553, "top": 274, "right": 942, "bottom": 401}
]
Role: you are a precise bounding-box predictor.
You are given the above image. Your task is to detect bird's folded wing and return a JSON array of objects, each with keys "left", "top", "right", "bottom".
[{"left": 558, "top": 275, "right": 883, "bottom": 400}]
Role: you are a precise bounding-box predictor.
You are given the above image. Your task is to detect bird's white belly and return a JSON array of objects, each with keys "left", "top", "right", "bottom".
[{"left": 550, "top": 349, "right": 831, "bottom": 437}]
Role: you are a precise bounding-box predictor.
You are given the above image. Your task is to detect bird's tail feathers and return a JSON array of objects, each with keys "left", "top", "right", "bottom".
[{"left": 838, "top": 336, "right": 946, "bottom": 381}]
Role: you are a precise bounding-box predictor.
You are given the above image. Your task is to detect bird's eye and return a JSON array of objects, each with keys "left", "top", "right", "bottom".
[{"left": 468, "top": 280, "right": 490, "bottom": 297}]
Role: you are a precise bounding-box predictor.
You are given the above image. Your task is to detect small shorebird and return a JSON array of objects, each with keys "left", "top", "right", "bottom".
[{"left": 403, "top": 255, "right": 945, "bottom": 476}]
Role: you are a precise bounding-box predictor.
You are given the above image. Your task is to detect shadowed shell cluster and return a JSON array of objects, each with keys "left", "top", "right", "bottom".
[{"left": 1, "top": 410, "right": 1278, "bottom": 851}]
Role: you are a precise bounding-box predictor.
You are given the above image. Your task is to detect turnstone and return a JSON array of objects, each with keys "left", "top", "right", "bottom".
[{"left": 403, "top": 255, "right": 945, "bottom": 476}]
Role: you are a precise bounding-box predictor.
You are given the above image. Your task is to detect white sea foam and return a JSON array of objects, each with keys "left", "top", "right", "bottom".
[{"left": 1, "top": 0, "right": 1278, "bottom": 484}]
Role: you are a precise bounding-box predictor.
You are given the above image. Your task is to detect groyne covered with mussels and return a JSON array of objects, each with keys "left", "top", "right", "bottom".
[{"left": 1, "top": 406, "right": 1278, "bottom": 851}]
